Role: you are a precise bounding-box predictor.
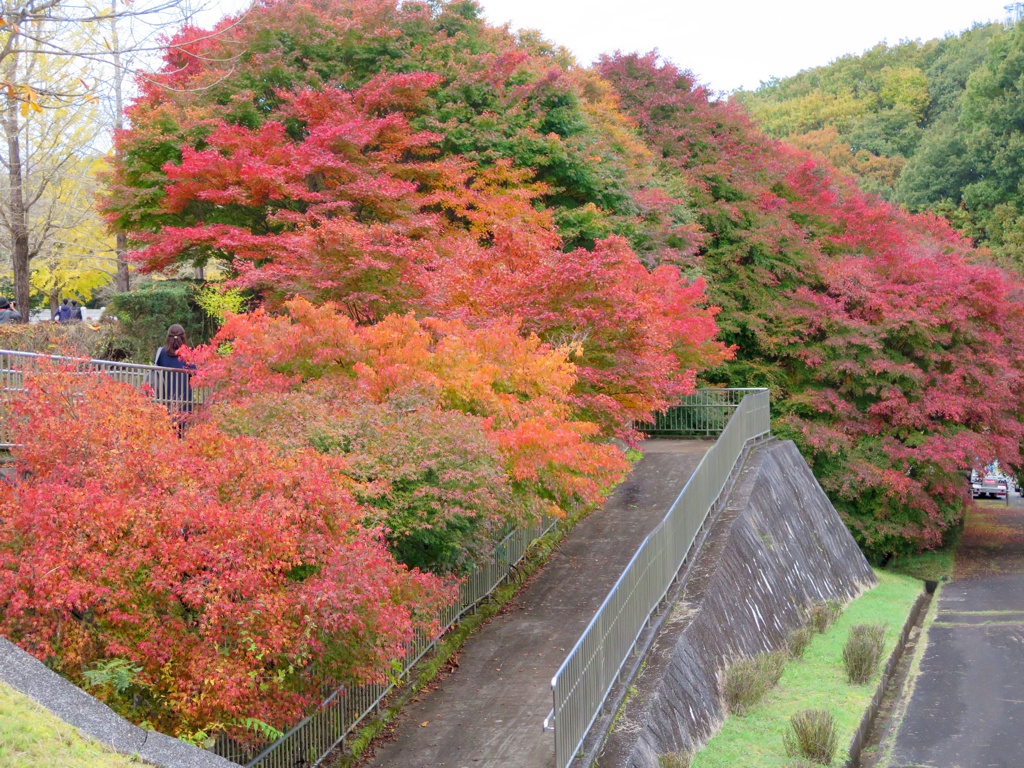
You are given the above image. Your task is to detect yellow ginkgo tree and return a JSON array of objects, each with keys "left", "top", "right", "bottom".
[
  {"left": 30, "top": 156, "right": 117, "bottom": 312},
  {"left": 0, "top": 34, "right": 111, "bottom": 317},
  {"left": 0, "top": 0, "right": 243, "bottom": 319}
]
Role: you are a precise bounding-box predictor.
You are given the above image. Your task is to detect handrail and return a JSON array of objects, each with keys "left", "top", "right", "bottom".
[{"left": 548, "top": 389, "right": 770, "bottom": 768}]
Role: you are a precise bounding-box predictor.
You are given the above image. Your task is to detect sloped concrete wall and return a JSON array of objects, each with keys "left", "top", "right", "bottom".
[
  {"left": 600, "top": 440, "right": 876, "bottom": 768},
  {"left": 0, "top": 637, "right": 235, "bottom": 768}
]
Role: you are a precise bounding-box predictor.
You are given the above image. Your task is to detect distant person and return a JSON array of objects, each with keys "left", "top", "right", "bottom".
[
  {"left": 70, "top": 301, "right": 83, "bottom": 322},
  {"left": 56, "top": 299, "right": 71, "bottom": 323},
  {"left": 0, "top": 298, "right": 20, "bottom": 324},
  {"left": 152, "top": 324, "right": 195, "bottom": 413}
]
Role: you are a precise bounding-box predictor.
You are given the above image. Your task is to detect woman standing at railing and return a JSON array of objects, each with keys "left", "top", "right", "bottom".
[{"left": 151, "top": 324, "right": 195, "bottom": 416}]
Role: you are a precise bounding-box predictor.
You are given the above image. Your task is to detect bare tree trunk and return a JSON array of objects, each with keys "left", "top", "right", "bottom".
[
  {"left": 111, "top": 0, "right": 130, "bottom": 293},
  {"left": 5, "top": 59, "right": 30, "bottom": 322},
  {"left": 115, "top": 231, "right": 129, "bottom": 291}
]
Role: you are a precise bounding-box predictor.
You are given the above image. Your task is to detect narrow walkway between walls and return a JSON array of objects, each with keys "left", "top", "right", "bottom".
[
  {"left": 883, "top": 494, "right": 1024, "bottom": 768},
  {"left": 362, "top": 440, "right": 712, "bottom": 768}
]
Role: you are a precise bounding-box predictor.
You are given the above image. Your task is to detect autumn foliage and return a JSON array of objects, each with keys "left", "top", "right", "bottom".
[
  {"left": 100, "top": 0, "right": 1024, "bottom": 556},
  {"left": 0, "top": 364, "right": 452, "bottom": 741},
  {"left": 599, "top": 52, "right": 1024, "bottom": 556},
  {"left": 105, "top": 1, "right": 729, "bottom": 437},
  {"left": 189, "top": 299, "right": 630, "bottom": 569},
  {"left": 15, "top": 0, "right": 1024, "bottom": 745}
]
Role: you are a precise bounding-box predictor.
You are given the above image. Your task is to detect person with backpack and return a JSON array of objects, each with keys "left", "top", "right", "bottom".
[
  {"left": 0, "top": 298, "right": 20, "bottom": 324},
  {"left": 152, "top": 324, "right": 196, "bottom": 416},
  {"left": 55, "top": 299, "right": 71, "bottom": 323},
  {"left": 70, "top": 301, "right": 83, "bottom": 322}
]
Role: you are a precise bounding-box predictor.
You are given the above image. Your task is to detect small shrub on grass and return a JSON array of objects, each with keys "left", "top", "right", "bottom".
[
  {"left": 807, "top": 599, "right": 843, "bottom": 634},
  {"left": 783, "top": 709, "right": 838, "bottom": 765},
  {"left": 787, "top": 625, "right": 814, "bottom": 658},
  {"left": 658, "top": 750, "right": 692, "bottom": 768},
  {"left": 843, "top": 623, "right": 887, "bottom": 684},
  {"left": 723, "top": 649, "right": 788, "bottom": 715}
]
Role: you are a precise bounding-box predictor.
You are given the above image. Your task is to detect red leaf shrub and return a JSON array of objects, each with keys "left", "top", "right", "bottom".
[
  {"left": 188, "top": 300, "right": 631, "bottom": 570},
  {"left": 0, "top": 364, "right": 452, "bottom": 741}
]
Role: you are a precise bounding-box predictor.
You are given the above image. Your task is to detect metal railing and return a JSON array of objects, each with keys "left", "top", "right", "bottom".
[
  {"left": 0, "top": 349, "right": 195, "bottom": 448},
  {"left": 228, "top": 513, "right": 558, "bottom": 768},
  {"left": 635, "top": 387, "right": 765, "bottom": 436},
  {"left": 548, "top": 389, "right": 770, "bottom": 768}
]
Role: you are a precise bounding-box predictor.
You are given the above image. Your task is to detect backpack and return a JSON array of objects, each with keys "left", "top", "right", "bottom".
[
  {"left": 57, "top": 304, "right": 71, "bottom": 322},
  {"left": 71, "top": 305, "right": 83, "bottom": 320}
]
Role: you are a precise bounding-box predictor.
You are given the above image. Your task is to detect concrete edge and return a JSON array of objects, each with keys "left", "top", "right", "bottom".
[
  {"left": 0, "top": 637, "right": 236, "bottom": 768},
  {"left": 843, "top": 590, "right": 930, "bottom": 768},
  {"left": 573, "top": 434, "right": 775, "bottom": 768}
]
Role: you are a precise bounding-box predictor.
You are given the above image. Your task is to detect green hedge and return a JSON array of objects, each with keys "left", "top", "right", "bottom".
[{"left": 104, "top": 282, "right": 216, "bottom": 363}]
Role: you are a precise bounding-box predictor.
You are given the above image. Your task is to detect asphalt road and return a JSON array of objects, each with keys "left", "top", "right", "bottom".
[{"left": 885, "top": 493, "right": 1024, "bottom": 768}]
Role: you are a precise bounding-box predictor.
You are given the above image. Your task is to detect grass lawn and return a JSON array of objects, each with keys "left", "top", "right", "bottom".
[
  {"left": 881, "top": 525, "right": 962, "bottom": 583},
  {"left": 691, "top": 571, "right": 922, "bottom": 768},
  {"left": 0, "top": 682, "right": 142, "bottom": 768}
]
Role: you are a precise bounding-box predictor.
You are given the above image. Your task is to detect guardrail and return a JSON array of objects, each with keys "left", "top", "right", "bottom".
[
  {"left": 548, "top": 389, "right": 770, "bottom": 768},
  {"left": 0, "top": 349, "right": 194, "bottom": 448}
]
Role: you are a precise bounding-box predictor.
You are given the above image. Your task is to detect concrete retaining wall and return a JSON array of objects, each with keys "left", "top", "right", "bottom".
[
  {"left": 0, "top": 637, "right": 236, "bottom": 767},
  {"left": 599, "top": 439, "right": 877, "bottom": 767}
]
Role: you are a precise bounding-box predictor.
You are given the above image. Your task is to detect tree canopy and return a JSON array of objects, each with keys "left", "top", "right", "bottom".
[
  {"left": 737, "top": 21, "right": 1024, "bottom": 273},
  {"left": 600, "top": 52, "right": 1024, "bottom": 557}
]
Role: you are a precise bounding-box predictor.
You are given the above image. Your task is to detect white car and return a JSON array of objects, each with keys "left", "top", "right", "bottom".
[{"left": 971, "top": 471, "right": 1008, "bottom": 500}]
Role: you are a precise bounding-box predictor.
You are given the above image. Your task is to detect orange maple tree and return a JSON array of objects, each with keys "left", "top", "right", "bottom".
[{"left": 0, "top": 363, "right": 452, "bottom": 741}]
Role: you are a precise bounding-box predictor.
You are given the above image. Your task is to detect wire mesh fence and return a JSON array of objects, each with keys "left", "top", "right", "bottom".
[{"left": 550, "top": 389, "right": 770, "bottom": 768}]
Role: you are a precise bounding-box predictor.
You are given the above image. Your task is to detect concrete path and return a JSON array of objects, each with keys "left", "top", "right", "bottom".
[
  {"left": 885, "top": 494, "right": 1024, "bottom": 768},
  {"left": 363, "top": 440, "right": 711, "bottom": 768}
]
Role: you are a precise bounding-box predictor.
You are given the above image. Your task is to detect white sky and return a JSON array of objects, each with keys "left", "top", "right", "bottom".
[
  {"left": 475, "top": 0, "right": 1014, "bottom": 93},
  {"left": 191, "top": 1, "right": 1016, "bottom": 95}
]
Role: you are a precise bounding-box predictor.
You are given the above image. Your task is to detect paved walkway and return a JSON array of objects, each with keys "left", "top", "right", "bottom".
[
  {"left": 363, "top": 440, "right": 711, "bottom": 768},
  {"left": 886, "top": 494, "right": 1024, "bottom": 768}
]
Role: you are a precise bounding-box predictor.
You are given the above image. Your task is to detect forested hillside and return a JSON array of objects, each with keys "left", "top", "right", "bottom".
[{"left": 737, "top": 21, "right": 1024, "bottom": 272}]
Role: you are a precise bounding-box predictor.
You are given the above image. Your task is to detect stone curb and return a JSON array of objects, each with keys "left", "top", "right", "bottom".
[
  {"left": 843, "top": 589, "right": 930, "bottom": 768},
  {"left": 0, "top": 637, "right": 236, "bottom": 768}
]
